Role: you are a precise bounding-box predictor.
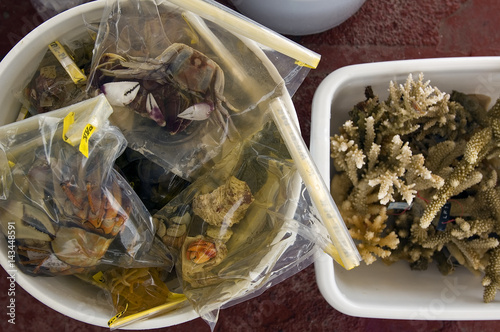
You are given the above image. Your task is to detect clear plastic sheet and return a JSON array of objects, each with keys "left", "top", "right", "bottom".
[
  {"left": 19, "top": 31, "right": 94, "bottom": 116},
  {"left": 0, "top": 95, "right": 173, "bottom": 276},
  {"left": 76, "top": 266, "right": 188, "bottom": 330},
  {"left": 153, "top": 119, "right": 334, "bottom": 328},
  {"left": 114, "top": 148, "right": 191, "bottom": 214},
  {"left": 87, "top": 0, "right": 313, "bottom": 180}
]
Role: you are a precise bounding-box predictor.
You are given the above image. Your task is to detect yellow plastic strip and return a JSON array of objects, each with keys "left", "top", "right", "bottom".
[
  {"left": 48, "top": 41, "right": 87, "bottom": 84},
  {"left": 108, "top": 303, "right": 129, "bottom": 327},
  {"left": 168, "top": 0, "right": 321, "bottom": 68},
  {"left": 62, "top": 112, "right": 76, "bottom": 145},
  {"left": 269, "top": 97, "right": 361, "bottom": 270},
  {"left": 108, "top": 294, "right": 187, "bottom": 329},
  {"left": 295, "top": 61, "right": 317, "bottom": 69}
]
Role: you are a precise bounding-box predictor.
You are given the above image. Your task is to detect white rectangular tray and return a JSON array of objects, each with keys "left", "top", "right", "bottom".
[{"left": 310, "top": 57, "right": 500, "bottom": 320}]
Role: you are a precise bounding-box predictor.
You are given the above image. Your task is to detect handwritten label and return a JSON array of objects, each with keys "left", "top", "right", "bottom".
[
  {"left": 48, "top": 40, "right": 87, "bottom": 84},
  {"left": 387, "top": 202, "right": 411, "bottom": 210},
  {"left": 79, "top": 124, "right": 95, "bottom": 158},
  {"left": 437, "top": 202, "right": 452, "bottom": 231}
]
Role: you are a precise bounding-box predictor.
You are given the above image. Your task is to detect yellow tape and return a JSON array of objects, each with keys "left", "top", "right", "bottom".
[
  {"left": 324, "top": 243, "right": 353, "bottom": 270},
  {"left": 294, "top": 60, "right": 317, "bottom": 69},
  {"left": 79, "top": 124, "right": 96, "bottom": 158},
  {"left": 108, "top": 303, "right": 129, "bottom": 326},
  {"left": 48, "top": 41, "right": 87, "bottom": 84},
  {"left": 108, "top": 293, "right": 187, "bottom": 329},
  {"left": 62, "top": 112, "right": 75, "bottom": 145},
  {"left": 62, "top": 112, "right": 96, "bottom": 158},
  {"left": 92, "top": 271, "right": 106, "bottom": 285}
]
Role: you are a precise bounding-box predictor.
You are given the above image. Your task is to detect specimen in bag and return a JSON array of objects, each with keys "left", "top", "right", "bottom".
[
  {"left": 0, "top": 108, "right": 157, "bottom": 277},
  {"left": 24, "top": 37, "right": 94, "bottom": 115},
  {"left": 153, "top": 175, "right": 254, "bottom": 287},
  {"left": 330, "top": 73, "right": 500, "bottom": 302},
  {"left": 192, "top": 175, "right": 254, "bottom": 228},
  {"left": 94, "top": 43, "right": 237, "bottom": 136},
  {"left": 0, "top": 138, "right": 136, "bottom": 276},
  {"left": 78, "top": 267, "right": 187, "bottom": 318}
]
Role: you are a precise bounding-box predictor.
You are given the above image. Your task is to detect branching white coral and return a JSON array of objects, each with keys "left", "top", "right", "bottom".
[
  {"left": 330, "top": 73, "right": 500, "bottom": 302},
  {"left": 420, "top": 128, "right": 492, "bottom": 228},
  {"left": 342, "top": 206, "right": 399, "bottom": 265},
  {"left": 382, "top": 73, "right": 450, "bottom": 136},
  {"left": 483, "top": 248, "right": 500, "bottom": 303},
  {"left": 419, "top": 217, "right": 497, "bottom": 272}
]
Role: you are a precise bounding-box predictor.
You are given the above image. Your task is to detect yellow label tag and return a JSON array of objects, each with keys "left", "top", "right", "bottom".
[
  {"left": 48, "top": 41, "right": 87, "bottom": 84},
  {"left": 92, "top": 271, "right": 106, "bottom": 285},
  {"left": 62, "top": 112, "right": 96, "bottom": 158},
  {"left": 62, "top": 112, "right": 75, "bottom": 145},
  {"left": 294, "top": 60, "right": 317, "bottom": 69},
  {"left": 108, "top": 303, "right": 129, "bottom": 326},
  {"left": 79, "top": 123, "right": 95, "bottom": 158},
  {"left": 8, "top": 160, "right": 15, "bottom": 168}
]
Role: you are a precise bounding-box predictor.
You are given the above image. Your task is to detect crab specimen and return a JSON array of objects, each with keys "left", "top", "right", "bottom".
[
  {"left": 95, "top": 43, "right": 237, "bottom": 136},
  {"left": 23, "top": 37, "right": 93, "bottom": 115},
  {"left": 1, "top": 145, "right": 132, "bottom": 275},
  {"left": 3, "top": 198, "right": 122, "bottom": 275},
  {"left": 56, "top": 173, "right": 130, "bottom": 237}
]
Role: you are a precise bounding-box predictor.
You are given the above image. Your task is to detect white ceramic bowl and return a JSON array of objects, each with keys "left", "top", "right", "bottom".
[
  {"left": 231, "top": 0, "right": 366, "bottom": 36},
  {"left": 310, "top": 57, "right": 500, "bottom": 320}
]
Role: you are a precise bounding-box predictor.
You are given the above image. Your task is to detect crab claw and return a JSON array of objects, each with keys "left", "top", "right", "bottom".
[
  {"left": 146, "top": 93, "right": 166, "bottom": 127},
  {"left": 177, "top": 103, "right": 212, "bottom": 121},
  {"left": 101, "top": 81, "right": 140, "bottom": 106}
]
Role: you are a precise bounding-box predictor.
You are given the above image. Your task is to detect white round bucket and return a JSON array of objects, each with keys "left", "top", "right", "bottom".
[{"left": 0, "top": 0, "right": 304, "bottom": 329}]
